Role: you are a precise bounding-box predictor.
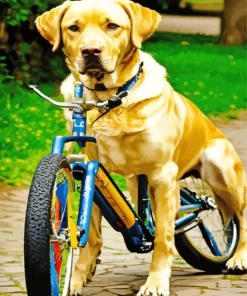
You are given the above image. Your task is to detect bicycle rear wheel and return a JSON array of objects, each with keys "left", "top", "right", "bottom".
[
  {"left": 24, "top": 154, "right": 75, "bottom": 296},
  {"left": 175, "top": 176, "right": 239, "bottom": 273}
]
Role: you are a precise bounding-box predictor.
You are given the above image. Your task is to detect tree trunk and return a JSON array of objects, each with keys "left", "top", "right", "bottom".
[
  {"left": 219, "top": 0, "right": 247, "bottom": 45},
  {"left": 0, "top": 5, "right": 8, "bottom": 50}
]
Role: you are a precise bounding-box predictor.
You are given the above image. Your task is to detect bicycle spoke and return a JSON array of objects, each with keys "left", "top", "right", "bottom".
[
  {"left": 198, "top": 221, "right": 222, "bottom": 256},
  {"left": 179, "top": 175, "right": 237, "bottom": 260}
]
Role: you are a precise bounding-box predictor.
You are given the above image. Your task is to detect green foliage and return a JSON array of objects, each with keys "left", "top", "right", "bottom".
[
  {"left": 0, "top": 33, "right": 246, "bottom": 188},
  {"left": 1, "top": 0, "right": 62, "bottom": 26},
  {"left": 1, "top": 0, "right": 67, "bottom": 85},
  {"left": 0, "top": 57, "right": 13, "bottom": 83}
]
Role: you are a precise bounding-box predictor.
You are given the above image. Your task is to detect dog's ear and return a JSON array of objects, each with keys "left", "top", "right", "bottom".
[
  {"left": 35, "top": 2, "right": 71, "bottom": 52},
  {"left": 118, "top": 1, "right": 161, "bottom": 48}
]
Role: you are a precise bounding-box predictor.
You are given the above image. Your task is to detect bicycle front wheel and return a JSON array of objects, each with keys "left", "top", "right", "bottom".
[{"left": 24, "top": 154, "right": 75, "bottom": 296}]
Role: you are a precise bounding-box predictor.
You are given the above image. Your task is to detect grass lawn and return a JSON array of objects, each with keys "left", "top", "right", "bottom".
[
  {"left": 145, "top": 33, "right": 246, "bottom": 115},
  {"left": 0, "top": 33, "right": 246, "bottom": 188}
]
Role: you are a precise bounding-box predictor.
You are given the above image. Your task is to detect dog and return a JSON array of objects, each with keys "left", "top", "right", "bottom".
[{"left": 35, "top": 0, "right": 247, "bottom": 295}]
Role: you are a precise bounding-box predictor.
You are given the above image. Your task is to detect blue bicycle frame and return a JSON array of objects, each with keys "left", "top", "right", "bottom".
[{"left": 51, "top": 108, "right": 220, "bottom": 255}]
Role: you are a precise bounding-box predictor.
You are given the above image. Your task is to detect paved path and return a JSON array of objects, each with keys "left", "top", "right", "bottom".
[
  {"left": 158, "top": 15, "right": 221, "bottom": 36},
  {"left": 0, "top": 116, "right": 246, "bottom": 296}
]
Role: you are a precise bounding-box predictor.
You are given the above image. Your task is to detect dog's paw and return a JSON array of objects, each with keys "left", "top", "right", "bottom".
[
  {"left": 69, "top": 267, "right": 96, "bottom": 295},
  {"left": 137, "top": 284, "right": 169, "bottom": 296},
  {"left": 69, "top": 272, "right": 86, "bottom": 296},
  {"left": 226, "top": 250, "right": 247, "bottom": 271},
  {"left": 70, "top": 252, "right": 101, "bottom": 295}
]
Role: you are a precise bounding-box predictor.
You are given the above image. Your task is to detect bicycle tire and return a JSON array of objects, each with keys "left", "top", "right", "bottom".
[
  {"left": 175, "top": 217, "right": 239, "bottom": 273},
  {"left": 176, "top": 179, "right": 239, "bottom": 273},
  {"left": 24, "top": 154, "right": 74, "bottom": 296}
]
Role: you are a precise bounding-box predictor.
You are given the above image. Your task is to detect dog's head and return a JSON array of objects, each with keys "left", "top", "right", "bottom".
[{"left": 36, "top": 0, "right": 161, "bottom": 77}]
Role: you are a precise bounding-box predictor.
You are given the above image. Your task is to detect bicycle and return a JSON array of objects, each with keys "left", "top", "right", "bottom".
[{"left": 24, "top": 82, "right": 239, "bottom": 296}]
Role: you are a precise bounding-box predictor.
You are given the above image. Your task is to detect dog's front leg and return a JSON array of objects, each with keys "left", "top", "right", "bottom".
[
  {"left": 126, "top": 175, "right": 138, "bottom": 207},
  {"left": 70, "top": 203, "right": 102, "bottom": 295},
  {"left": 138, "top": 162, "right": 180, "bottom": 296}
]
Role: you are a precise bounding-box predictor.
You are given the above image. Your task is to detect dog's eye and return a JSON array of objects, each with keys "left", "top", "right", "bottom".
[
  {"left": 106, "top": 23, "right": 120, "bottom": 31},
  {"left": 68, "top": 25, "right": 79, "bottom": 32}
]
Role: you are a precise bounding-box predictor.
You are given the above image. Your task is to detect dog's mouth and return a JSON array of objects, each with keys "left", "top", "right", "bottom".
[
  {"left": 80, "top": 63, "right": 104, "bottom": 75},
  {"left": 79, "top": 55, "right": 104, "bottom": 74},
  {"left": 85, "top": 69, "right": 106, "bottom": 81},
  {"left": 78, "top": 55, "right": 115, "bottom": 77}
]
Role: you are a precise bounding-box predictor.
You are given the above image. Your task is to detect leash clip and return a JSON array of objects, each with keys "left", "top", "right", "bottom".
[{"left": 108, "top": 91, "right": 128, "bottom": 109}]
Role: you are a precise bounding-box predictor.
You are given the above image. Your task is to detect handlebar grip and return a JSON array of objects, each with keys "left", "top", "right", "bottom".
[{"left": 29, "top": 85, "right": 38, "bottom": 90}]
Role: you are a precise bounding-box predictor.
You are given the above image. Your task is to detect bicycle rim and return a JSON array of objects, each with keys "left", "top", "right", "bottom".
[{"left": 179, "top": 176, "right": 238, "bottom": 261}]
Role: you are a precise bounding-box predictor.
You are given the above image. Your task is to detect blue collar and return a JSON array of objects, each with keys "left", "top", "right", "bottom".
[
  {"left": 117, "top": 61, "right": 143, "bottom": 94},
  {"left": 83, "top": 62, "right": 143, "bottom": 94}
]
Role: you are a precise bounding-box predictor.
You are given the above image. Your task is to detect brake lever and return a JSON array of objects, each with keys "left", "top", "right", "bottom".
[{"left": 108, "top": 91, "right": 128, "bottom": 109}]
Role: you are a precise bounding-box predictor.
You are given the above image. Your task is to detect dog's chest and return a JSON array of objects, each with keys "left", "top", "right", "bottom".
[
  {"left": 96, "top": 135, "right": 129, "bottom": 174},
  {"left": 95, "top": 131, "right": 169, "bottom": 176}
]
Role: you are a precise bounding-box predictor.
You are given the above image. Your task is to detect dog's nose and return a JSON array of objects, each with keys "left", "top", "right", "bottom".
[{"left": 81, "top": 46, "right": 102, "bottom": 57}]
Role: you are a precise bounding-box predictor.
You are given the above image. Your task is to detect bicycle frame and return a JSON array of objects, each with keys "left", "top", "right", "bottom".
[{"left": 51, "top": 110, "right": 218, "bottom": 254}]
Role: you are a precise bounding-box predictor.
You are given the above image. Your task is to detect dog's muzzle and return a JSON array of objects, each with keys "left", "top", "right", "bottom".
[{"left": 81, "top": 46, "right": 104, "bottom": 73}]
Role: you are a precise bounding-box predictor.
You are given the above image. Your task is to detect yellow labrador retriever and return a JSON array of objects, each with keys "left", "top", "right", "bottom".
[{"left": 36, "top": 0, "right": 247, "bottom": 295}]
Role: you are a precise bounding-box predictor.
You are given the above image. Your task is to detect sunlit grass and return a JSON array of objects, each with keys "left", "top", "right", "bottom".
[
  {"left": 0, "top": 82, "right": 66, "bottom": 185},
  {"left": 143, "top": 33, "right": 246, "bottom": 117}
]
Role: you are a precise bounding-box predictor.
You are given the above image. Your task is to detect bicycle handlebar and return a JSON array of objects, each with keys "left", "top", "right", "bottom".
[{"left": 28, "top": 84, "right": 128, "bottom": 112}]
